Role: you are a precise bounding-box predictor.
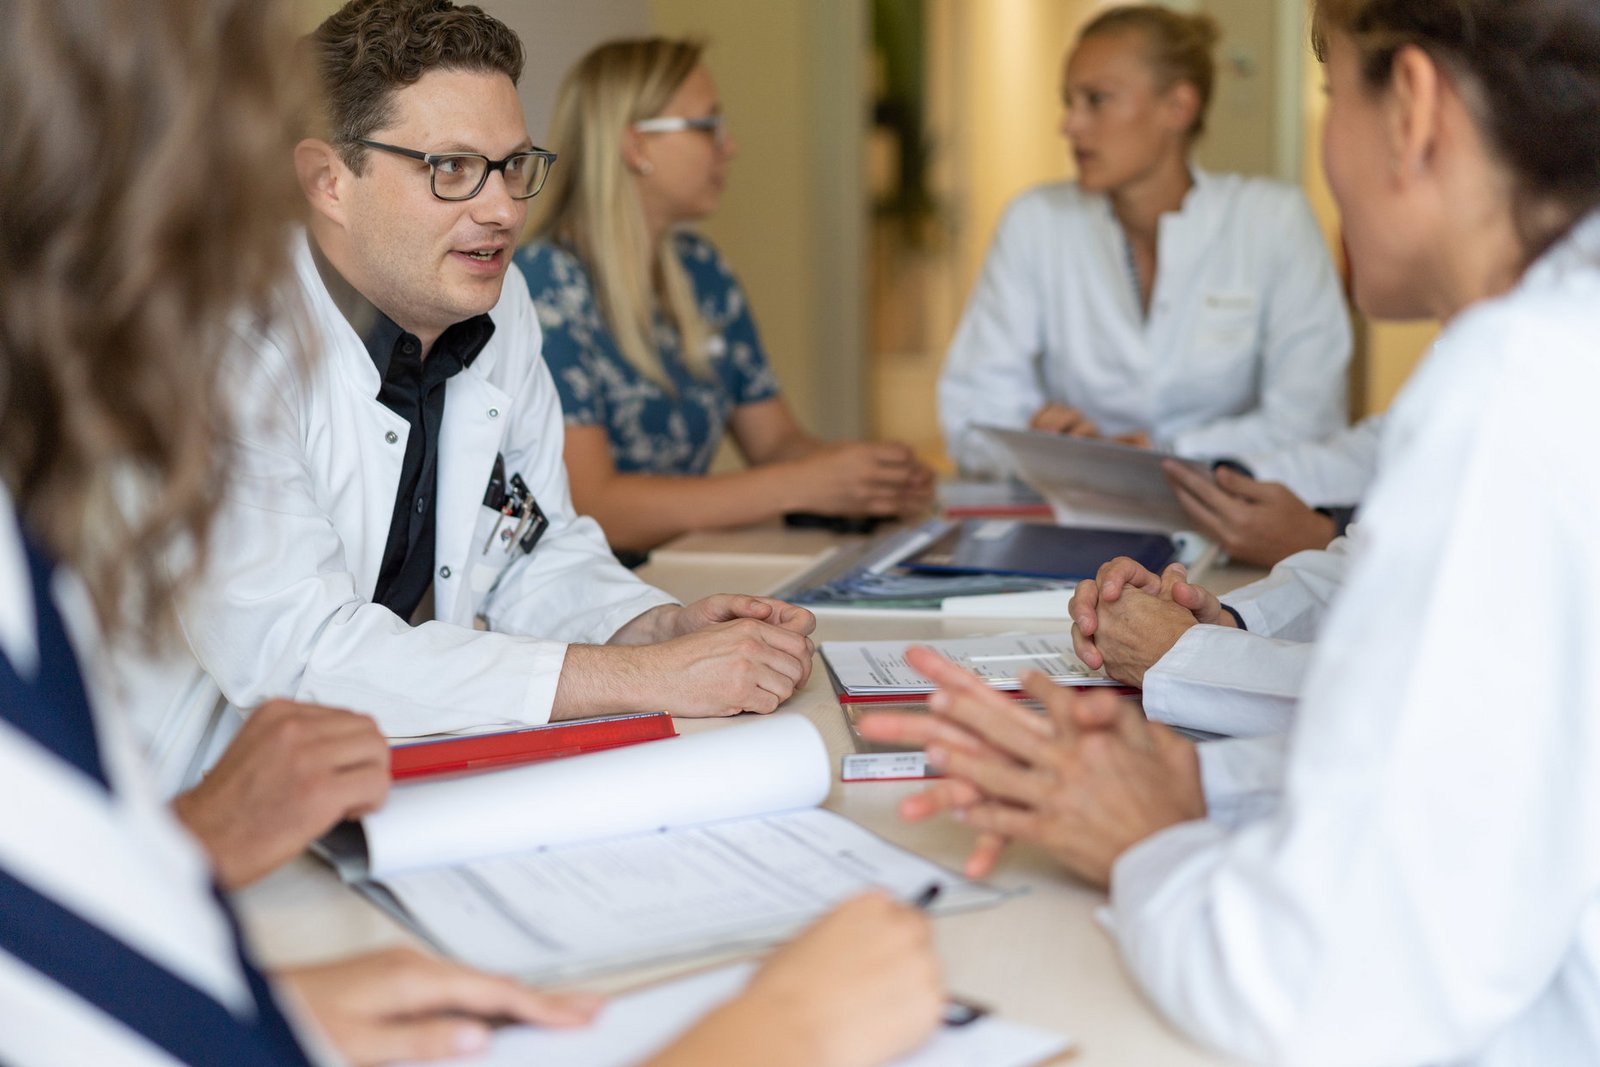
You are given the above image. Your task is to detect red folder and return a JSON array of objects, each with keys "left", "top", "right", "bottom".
[{"left": 389, "top": 712, "right": 678, "bottom": 781}]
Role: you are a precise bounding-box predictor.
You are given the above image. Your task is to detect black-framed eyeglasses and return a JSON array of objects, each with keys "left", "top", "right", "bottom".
[
  {"left": 632, "top": 114, "right": 728, "bottom": 149},
  {"left": 357, "top": 139, "right": 558, "bottom": 201}
]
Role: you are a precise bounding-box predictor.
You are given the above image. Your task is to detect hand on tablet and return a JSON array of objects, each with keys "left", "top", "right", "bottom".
[
  {"left": 1029, "top": 405, "right": 1151, "bottom": 449},
  {"left": 1164, "top": 460, "right": 1338, "bottom": 567},
  {"left": 1029, "top": 403, "right": 1099, "bottom": 438}
]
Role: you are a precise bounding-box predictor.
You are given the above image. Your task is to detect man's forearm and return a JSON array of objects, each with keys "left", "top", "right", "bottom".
[{"left": 548, "top": 643, "right": 647, "bottom": 721}]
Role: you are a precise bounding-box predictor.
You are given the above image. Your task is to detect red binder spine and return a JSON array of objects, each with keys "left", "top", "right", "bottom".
[{"left": 389, "top": 712, "right": 678, "bottom": 780}]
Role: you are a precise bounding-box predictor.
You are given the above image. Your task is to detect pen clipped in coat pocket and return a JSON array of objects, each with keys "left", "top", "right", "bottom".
[{"left": 470, "top": 504, "right": 516, "bottom": 593}]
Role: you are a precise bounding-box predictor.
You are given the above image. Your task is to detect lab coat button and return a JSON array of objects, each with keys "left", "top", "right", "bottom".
[
  {"left": 385, "top": 430, "right": 399, "bottom": 444},
  {"left": 488, "top": 407, "right": 500, "bottom": 418},
  {"left": 439, "top": 566, "right": 452, "bottom": 579}
]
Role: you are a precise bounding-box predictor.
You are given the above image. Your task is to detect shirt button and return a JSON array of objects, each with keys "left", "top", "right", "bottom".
[
  {"left": 415, "top": 497, "right": 426, "bottom": 514},
  {"left": 402, "top": 340, "right": 417, "bottom": 355},
  {"left": 439, "top": 566, "right": 452, "bottom": 579},
  {"left": 385, "top": 430, "right": 399, "bottom": 444},
  {"left": 488, "top": 407, "right": 500, "bottom": 419}
]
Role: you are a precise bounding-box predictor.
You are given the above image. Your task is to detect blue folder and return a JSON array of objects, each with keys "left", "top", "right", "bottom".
[{"left": 901, "top": 520, "right": 1176, "bottom": 582}]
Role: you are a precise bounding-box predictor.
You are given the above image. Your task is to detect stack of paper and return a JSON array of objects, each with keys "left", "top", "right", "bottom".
[{"left": 821, "top": 633, "right": 1117, "bottom": 698}]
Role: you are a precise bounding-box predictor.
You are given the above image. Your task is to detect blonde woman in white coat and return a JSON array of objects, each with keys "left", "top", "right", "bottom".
[{"left": 939, "top": 5, "right": 1352, "bottom": 475}]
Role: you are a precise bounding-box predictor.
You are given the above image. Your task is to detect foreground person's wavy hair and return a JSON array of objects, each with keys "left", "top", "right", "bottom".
[{"left": 0, "top": 0, "right": 305, "bottom": 646}]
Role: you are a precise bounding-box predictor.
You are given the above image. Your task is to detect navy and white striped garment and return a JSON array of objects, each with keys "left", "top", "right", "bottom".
[{"left": 0, "top": 496, "right": 323, "bottom": 1067}]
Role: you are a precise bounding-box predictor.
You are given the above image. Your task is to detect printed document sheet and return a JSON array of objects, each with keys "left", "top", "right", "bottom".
[
  {"left": 383, "top": 807, "right": 1000, "bottom": 979},
  {"left": 822, "top": 632, "right": 1115, "bottom": 696},
  {"left": 395, "top": 960, "right": 1073, "bottom": 1067}
]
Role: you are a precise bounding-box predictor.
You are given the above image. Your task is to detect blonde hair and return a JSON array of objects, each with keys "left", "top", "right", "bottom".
[
  {"left": 0, "top": 0, "right": 305, "bottom": 646},
  {"left": 1079, "top": 5, "right": 1220, "bottom": 141},
  {"left": 527, "top": 37, "right": 712, "bottom": 387}
]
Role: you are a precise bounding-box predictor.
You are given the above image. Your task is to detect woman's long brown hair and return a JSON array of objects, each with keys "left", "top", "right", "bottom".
[{"left": 0, "top": 0, "right": 306, "bottom": 646}]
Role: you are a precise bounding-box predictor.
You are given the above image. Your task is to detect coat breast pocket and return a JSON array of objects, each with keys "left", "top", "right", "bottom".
[
  {"left": 467, "top": 504, "right": 518, "bottom": 595},
  {"left": 1192, "top": 291, "right": 1262, "bottom": 359}
]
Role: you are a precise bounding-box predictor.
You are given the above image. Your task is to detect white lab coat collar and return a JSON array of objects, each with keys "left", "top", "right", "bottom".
[
  {"left": 287, "top": 231, "right": 514, "bottom": 616},
  {"left": 1522, "top": 209, "right": 1600, "bottom": 289},
  {"left": 1087, "top": 167, "right": 1219, "bottom": 230}
]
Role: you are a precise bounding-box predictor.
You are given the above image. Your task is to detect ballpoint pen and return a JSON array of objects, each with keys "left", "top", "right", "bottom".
[{"left": 909, "top": 882, "right": 988, "bottom": 1028}]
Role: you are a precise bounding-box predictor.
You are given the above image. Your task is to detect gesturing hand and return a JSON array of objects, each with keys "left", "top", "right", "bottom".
[
  {"left": 173, "top": 700, "right": 390, "bottom": 889},
  {"left": 860, "top": 647, "right": 1204, "bottom": 888}
]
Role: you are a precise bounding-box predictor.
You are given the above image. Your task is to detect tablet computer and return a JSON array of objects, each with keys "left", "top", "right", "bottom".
[{"left": 976, "top": 425, "right": 1209, "bottom": 532}]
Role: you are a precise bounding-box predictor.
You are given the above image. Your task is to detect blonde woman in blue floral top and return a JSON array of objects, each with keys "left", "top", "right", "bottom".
[
  {"left": 520, "top": 231, "right": 779, "bottom": 479},
  {"left": 517, "top": 38, "right": 933, "bottom": 553}
]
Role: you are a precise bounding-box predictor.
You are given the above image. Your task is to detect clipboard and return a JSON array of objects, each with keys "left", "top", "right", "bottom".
[{"left": 390, "top": 712, "right": 678, "bottom": 780}]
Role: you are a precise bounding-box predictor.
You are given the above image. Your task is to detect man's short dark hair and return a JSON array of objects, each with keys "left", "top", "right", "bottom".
[{"left": 309, "top": 0, "right": 524, "bottom": 172}]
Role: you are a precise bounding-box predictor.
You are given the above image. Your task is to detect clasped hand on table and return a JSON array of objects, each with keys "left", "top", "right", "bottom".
[{"left": 1068, "top": 557, "right": 1237, "bottom": 688}]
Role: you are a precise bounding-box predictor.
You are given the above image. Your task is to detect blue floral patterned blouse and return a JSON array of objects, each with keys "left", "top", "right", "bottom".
[{"left": 515, "top": 232, "right": 782, "bottom": 476}]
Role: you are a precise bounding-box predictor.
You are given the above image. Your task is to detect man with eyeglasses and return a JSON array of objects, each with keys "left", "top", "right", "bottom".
[{"left": 121, "top": 0, "right": 819, "bottom": 822}]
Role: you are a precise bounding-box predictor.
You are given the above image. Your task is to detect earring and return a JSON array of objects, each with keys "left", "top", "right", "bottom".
[{"left": 635, "top": 160, "right": 655, "bottom": 176}]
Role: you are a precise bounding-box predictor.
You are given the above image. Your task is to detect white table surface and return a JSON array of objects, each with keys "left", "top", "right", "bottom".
[{"left": 235, "top": 522, "right": 1259, "bottom": 1066}]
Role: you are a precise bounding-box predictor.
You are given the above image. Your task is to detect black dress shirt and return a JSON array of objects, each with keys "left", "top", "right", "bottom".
[{"left": 312, "top": 244, "right": 494, "bottom": 620}]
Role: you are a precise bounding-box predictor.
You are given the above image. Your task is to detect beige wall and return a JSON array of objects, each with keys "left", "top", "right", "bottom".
[
  {"left": 1195, "top": 0, "right": 1294, "bottom": 180},
  {"left": 480, "top": 1, "right": 651, "bottom": 141},
  {"left": 934, "top": 0, "right": 1087, "bottom": 308},
  {"left": 648, "top": 0, "right": 868, "bottom": 439}
]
